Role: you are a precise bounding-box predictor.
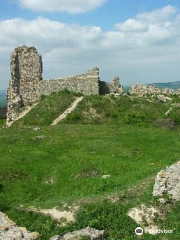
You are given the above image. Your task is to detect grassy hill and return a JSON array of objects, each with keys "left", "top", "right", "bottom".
[
  {"left": 1, "top": 91, "right": 180, "bottom": 239},
  {"left": 15, "top": 91, "right": 180, "bottom": 128}
]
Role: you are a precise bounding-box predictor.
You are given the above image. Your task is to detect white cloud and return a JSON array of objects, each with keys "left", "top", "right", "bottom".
[
  {"left": 137, "top": 5, "right": 178, "bottom": 23},
  {"left": 18, "top": 0, "right": 108, "bottom": 13},
  {"left": 0, "top": 5, "right": 180, "bottom": 89},
  {"left": 115, "top": 19, "right": 148, "bottom": 32}
]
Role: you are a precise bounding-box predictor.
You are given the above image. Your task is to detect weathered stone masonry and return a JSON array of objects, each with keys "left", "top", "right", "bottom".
[{"left": 7, "top": 46, "right": 123, "bottom": 123}]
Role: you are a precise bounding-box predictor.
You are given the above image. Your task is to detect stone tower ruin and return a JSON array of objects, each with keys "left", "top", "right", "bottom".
[{"left": 7, "top": 46, "right": 43, "bottom": 122}]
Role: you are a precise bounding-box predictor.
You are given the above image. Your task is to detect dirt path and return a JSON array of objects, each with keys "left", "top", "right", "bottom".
[
  {"left": 51, "top": 96, "right": 83, "bottom": 126},
  {"left": 6, "top": 103, "right": 38, "bottom": 127}
]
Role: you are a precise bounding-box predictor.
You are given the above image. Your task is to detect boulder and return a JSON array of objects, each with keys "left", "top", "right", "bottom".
[
  {"left": 153, "top": 161, "right": 180, "bottom": 201},
  {"left": 50, "top": 227, "right": 104, "bottom": 240}
]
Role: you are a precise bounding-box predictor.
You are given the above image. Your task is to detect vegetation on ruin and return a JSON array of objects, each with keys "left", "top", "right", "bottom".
[{"left": 1, "top": 91, "right": 180, "bottom": 239}]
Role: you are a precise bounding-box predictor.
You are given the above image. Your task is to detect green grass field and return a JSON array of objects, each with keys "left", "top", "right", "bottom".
[{"left": 1, "top": 91, "right": 180, "bottom": 239}]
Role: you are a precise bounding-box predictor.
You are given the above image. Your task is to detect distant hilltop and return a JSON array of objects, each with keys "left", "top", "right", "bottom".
[{"left": 148, "top": 81, "right": 180, "bottom": 90}]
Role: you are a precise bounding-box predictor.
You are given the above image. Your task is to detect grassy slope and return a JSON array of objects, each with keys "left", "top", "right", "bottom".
[
  {"left": 15, "top": 91, "right": 80, "bottom": 126},
  {"left": 1, "top": 92, "right": 180, "bottom": 239},
  {"left": 62, "top": 94, "right": 180, "bottom": 127}
]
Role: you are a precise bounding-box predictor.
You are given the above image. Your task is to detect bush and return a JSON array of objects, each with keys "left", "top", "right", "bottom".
[
  {"left": 65, "top": 111, "right": 83, "bottom": 123},
  {"left": 153, "top": 118, "right": 176, "bottom": 130},
  {"left": 40, "top": 94, "right": 46, "bottom": 101},
  {"left": 124, "top": 112, "right": 148, "bottom": 125},
  {"left": 169, "top": 108, "right": 180, "bottom": 125}
]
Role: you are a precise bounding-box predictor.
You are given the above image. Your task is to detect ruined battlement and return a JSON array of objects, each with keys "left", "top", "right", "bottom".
[{"left": 7, "top": 46, "right": 123, "bottom": 124}]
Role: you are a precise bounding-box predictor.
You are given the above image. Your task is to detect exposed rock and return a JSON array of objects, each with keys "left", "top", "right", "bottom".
[
  {"left": 130, "top": 84, "right": 160, "bottom": 96},
  {"left": 130, "top": 84, "right": 180, "bottom": 99},
  {"left": 0, "top": 211, "right": 38, "bottom": 240},
  {"left": 153, "top": 161, "right": 180, "bottom": 201},
  {"left": 127, "top": 204, "right": 160, "bottom": 235},
  {"left": 29, "top": 206, "right": 79, "bottom": 226},
  {"left": 35, "top": 135, "right": 47, "bottom": 140},
  {"left": 50, "top": 227, "right": 104, "bottom": 240},
  {"left": 157, "top": 95, "right": 172, "bottom": 102},
  {"left": 102, "top": 174, "right": 110, "bottom": 179},
  {"left": 33, "top": 127, "right": 41, "bottom": 131}
]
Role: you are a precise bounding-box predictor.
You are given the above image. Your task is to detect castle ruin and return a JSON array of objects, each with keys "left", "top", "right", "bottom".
[{"left": 7, "top": 46, "right": 123, "bottom": 124}]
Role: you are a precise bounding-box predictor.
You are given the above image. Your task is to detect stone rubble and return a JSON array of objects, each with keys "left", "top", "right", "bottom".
[
  {"left": 130, "top": 84, "right": 180, "bottom": 97},
  {"left": 0, "top": 211, "right": 38, "bottom": 240},
  {"left": 50, "top": 227, "right": 104, "bottom": 240},
  {"left": 153, "top": 161, "right": 180, "bottom": 201}
]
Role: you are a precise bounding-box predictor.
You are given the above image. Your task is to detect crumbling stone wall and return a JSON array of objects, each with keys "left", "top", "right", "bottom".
[
  {"left": 40, "top": 68, "right": 100, "bottom": 96},
  {"left": 99, "top": 77, "right": 123, "bottom": 94},
  {"left": 130, "top": 84, "right": 180, "bottom": 96}
]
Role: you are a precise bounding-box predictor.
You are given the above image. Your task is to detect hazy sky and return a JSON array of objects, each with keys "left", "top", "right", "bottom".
[{"left": 0, "top": 0, "right": 180, "bottom": 90}]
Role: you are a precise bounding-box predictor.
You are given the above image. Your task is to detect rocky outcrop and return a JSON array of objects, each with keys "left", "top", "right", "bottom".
[
  {"left": 0, "top": 211, "right": 38, "bottom": 240},
  {"left": 50, "top": 227, "right": 104, "bottom": 240},
  {"left": 153, "top": 161, "right": 180, "bottom": 201}
]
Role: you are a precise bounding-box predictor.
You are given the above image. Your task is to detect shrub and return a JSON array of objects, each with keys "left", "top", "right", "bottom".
[
  {"left": 40, "top": 94, "right": 46, "bottom": 101},
  {"left": 153, "top": 118, "right": 176, "bottom": 130},
  {"left": 124, "top": 112, "right": 148, "bottom": 125},
  {"left": 65, "top": 111, "right": 83, "bottom": 123}
]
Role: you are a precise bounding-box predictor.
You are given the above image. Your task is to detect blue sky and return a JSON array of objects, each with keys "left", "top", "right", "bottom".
[{"left": 0, "top": 0, "right": 180, "bottom": 90}]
